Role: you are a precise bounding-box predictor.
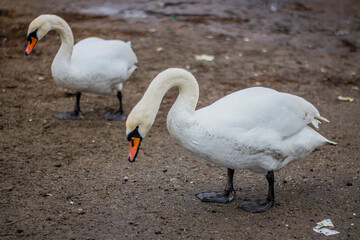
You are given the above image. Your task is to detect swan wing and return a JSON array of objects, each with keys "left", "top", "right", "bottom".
[
  {"left": 196, "top": 87, "right": 327, "bottom": 139},
  {"left": 71, "top": 37, "right": 137, "bottom": 79}
]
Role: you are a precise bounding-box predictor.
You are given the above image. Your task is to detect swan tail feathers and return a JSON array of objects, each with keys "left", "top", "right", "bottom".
[
  {"left": 313, "top": 115, "right": 337, "bottom": 145},
  {"left": 311, "top": 115, "right": 330, "bottom": 129},
  {"left": 315, "top": 115, "right": 330, "bottom": 123},
  {"left": 326, "top": 139, "right": 337, "bottom": 145}
]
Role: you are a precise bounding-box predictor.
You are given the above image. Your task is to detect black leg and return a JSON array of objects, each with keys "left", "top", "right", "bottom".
[
  {"left": 239, "top": 170, "right": 275, "bottom": 213},
  {"left": 196, "top": 168, "right": 236, "bottom": 203},
  {"left": 225, "top": 168, "right": 235, "bottom": 193},
  {"left": 74, "top": 91, "right": 81, "bottom": 115},
  {"left": 53, "top": 92, "right": 83, "bottom": 120},
  {"left": 266, "top": 170, "right": 275, "bottom": 202},
  {"left": 117, "top": 91, "right": 124, "bottom": 115},
  {"left": 103, "top": 91, "right": 126, "bottom": 121}
]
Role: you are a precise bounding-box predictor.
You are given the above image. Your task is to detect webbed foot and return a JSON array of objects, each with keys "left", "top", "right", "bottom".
[
  {"left": 239, "top": 198, "right": 274, "bottom": 213},
  {"left": 239, "top": 170, "right": 275, "bottom": 213},
  {"left": 53, "top": 111, "right": 82, "bottom": 120},
  {"left": 196, "top": 190, "right": 236, "bottom": 203},
  {"left": 103, "top": 111, "right": 127, "bottom": 121}
]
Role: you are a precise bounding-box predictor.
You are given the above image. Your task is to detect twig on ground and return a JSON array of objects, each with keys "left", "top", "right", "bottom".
[{"left": 6, "top": 215, "right": 32, "bottom": 225}]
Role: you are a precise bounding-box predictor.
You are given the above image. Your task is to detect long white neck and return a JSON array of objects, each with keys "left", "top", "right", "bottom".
[
  {"left": 46, "top": 15, "right": 74, "bottom": 63},
  {"left": 127, "top": 68, "right": 199, "bottom": 137}
]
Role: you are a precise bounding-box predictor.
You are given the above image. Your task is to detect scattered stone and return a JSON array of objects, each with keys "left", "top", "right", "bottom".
[{"left": 78, "top": 209, "right": 85, "bottom": 215}]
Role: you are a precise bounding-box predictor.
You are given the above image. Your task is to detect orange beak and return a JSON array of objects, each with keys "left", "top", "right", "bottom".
[
  {"left": 128, "top": 137, "right": 141, "bottom": 162},
  {"left": 25, "top": 36, "right": 37, "bottom": 56}
]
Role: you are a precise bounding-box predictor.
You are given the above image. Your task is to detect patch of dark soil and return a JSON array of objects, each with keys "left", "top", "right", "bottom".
[
  {"left": 322, "top": 75, "right": 359, "bottom": 87},
  {"left": 54, "top": 12, "right": 109, "bottom": 22},
  {"left": 340, "top": 39, "right": 357, "bottom": 52}
]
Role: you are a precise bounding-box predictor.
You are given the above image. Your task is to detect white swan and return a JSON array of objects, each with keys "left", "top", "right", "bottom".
[
  {"left": 25, "top": 14, "right": 138, "bottom": 120},
  {"left": 126, "top": 68, "right": 336, "bottom": 212}
]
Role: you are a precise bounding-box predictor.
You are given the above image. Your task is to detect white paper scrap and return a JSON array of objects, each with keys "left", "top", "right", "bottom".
[
  {"left": 337, "top": 96, "right": 354, "bottom": 102},
  {"left": 194, "top": 54, "right": 215, "bottom": 62},
  {"left": 314, "top": 219, "right": 334, "bottom": 229},
  {"left": 313, "top": 227, "right": 340, "bottom": 236},
  {"left": 313, "top": 219, "right": 340, "bottom": 236}
]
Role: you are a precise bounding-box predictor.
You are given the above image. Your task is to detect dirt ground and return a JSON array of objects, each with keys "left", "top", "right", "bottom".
[{"left": 0, "top": 0, "right": 359, "bottom": 239}]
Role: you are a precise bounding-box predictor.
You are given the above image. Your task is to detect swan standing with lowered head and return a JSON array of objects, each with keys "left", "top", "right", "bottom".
[
  {"left": 126, "top": 68, "right": 336, "bottom": 213},
  {"left": 25, "top": 14, "right": 138, "bottom": 120}
]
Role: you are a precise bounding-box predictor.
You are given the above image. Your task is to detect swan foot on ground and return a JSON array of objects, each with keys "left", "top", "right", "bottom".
[
  {"left": 53, "top": 91, "right": 82, "bottom": 120},
  {"left": 196, "top": 168, "right": 236, "bottom": 203},
  {"left": 103, "top": 91, "right": 127, "bottom": 121},
  {"left": 103, "top": 111, "right": 127, "bottom": 121},
  {"left": 196, "top": 190, "right": 236, "bottom": 203},
  {"left": 53, "top": 111, "right": 82, "bottom": 120},
  {"left": 239, "top": 198, "right": 274, "bottom": 213},
  {"left": 239, "top": 170, "right": 275, "bottom": 213}
]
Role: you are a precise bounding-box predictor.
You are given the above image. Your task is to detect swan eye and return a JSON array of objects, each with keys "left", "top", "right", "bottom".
[
  {"left": 27, "top": 29, "right": 38, "bottom": 43},
  {"left": 127, "top": 126, "right": 142, "bottom": 141}
]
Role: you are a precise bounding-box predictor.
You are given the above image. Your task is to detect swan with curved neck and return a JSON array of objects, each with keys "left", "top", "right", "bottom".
[
  {"left": 126, "top": 68, "right": 336, "bottom": 212},
  {"left": 25, "top": 14, "right": 138, "bottom": 120}
]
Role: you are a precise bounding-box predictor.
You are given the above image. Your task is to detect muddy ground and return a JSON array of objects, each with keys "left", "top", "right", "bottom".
[{"left": 0, "top": 0, "right": 359, "bottom": 239}]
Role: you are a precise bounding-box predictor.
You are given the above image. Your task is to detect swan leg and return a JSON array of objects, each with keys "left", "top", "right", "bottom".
[
  {"left": 103, "top": 91, "right": 126, "bottom": 121},
  {"left": 53, "top": 92, "right": 82, "bottom": 120},
  {"left": 239, "top": 170, "right": 275, "bottom": 213},
  {"left": 196, "top": 168, "right": 236, "bottom": 203}
]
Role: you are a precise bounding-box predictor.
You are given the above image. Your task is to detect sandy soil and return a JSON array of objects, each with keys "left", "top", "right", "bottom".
[{"left": 0, "top": 0, "right": 359, "bottom": 239}]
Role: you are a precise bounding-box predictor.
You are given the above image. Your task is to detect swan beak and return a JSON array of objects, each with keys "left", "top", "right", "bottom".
[
  {"left": 128, "top": 137, "right": 142, "bottom": 162},
  {"left": 25, "top": 36, "right": 37, "bottom": 56}
]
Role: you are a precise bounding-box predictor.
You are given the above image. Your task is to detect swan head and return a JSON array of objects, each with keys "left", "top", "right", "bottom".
[
  {"left": 126, "top": 101, "right": 157, "bottom": 162},
  {"left": 126, "top": 126, "right": 143, "bottom": 162},
  {"left": 25, "top": 15, "right": 52, "bottom": 55},
  {"left": 125, "top": 68, "right": 198, "bottom": 162}
]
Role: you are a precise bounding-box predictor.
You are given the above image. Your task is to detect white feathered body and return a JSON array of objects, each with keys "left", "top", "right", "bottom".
[
  {"left": 167, "top": 87, "right": 334, "bottom": 173},
  {"left": 51, "top": 37, "right": 137, "bottom": 94}
]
